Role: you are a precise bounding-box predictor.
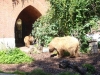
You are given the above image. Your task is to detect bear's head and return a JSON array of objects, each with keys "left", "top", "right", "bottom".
[
  {"left": 48, "top": 44, "right": 55, "bottom": 53},
  {"left": 29, "top": 36, "right": 35, "bottom": 44}
]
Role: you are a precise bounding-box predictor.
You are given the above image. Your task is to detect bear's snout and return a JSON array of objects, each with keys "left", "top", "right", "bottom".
[{"left": 49, "top": 49, "right": 54, "bottom": 53}]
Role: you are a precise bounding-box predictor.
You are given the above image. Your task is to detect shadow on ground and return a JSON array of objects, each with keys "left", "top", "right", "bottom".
[{"left": 0, "top": 52, "right": 100, "bottom": 75}]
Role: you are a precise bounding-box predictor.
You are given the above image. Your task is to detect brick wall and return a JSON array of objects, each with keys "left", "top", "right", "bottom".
[{"left": 0, "top": 0, "right": 49, "bottom": 48}]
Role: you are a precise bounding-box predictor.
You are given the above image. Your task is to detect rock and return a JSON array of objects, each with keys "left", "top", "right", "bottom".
[{"left": 42, "top": 47, "right": 49, "bottom": 52}]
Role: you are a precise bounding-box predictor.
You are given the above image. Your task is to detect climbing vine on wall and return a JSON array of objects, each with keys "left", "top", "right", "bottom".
[{"left": 12, "top": 0, "right": 32, "bottom": 7}]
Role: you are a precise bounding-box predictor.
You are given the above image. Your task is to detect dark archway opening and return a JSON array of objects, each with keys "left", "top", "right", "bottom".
[{"left": 15, "top": 5, "right": 41, "bottom": 47}]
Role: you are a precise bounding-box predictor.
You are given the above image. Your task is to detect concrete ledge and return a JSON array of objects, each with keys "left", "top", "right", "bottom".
[{"left": 0, "top": 38, "right": 15, "bottom": 50}]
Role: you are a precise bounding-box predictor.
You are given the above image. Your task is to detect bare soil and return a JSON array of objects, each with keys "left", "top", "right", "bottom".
[{"left": 0, "top": 51, "right": 100, "bottom": 75}]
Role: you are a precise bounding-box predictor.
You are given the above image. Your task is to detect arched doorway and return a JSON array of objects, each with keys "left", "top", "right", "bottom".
[{"left": 15, "top": 5, "right": 41, "bottom": 47}]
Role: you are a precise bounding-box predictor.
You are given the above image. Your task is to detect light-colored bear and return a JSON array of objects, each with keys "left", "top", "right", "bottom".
[
  {"left": 48, "top": 36, "right": 80, "bottom": 58},
  {"left": 24, "top": 35, "right": 35, "bottom": 48}
]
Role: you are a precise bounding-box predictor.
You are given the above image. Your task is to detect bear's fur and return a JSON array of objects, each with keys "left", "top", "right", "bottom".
[
  {"left": 24, "top": 35, "right": 35, "bottom": 48},
  {"left": 48, "top": 36, "right": 80, "bottom": 58}
]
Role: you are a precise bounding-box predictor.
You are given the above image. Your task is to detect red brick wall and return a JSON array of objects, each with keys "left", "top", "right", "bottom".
[{"left": 0, "top": 0, "right": 49, "bottom": 38}]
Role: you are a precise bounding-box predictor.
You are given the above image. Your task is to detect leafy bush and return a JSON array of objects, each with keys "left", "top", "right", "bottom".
[
  {"left": 12, "top": 70, "right": 26, "bottom": 75},
  {"left": 32, "top": 13, "right": 58, "bottom": 47},
  {"left": 57, "top": 72, "right": 80, "bottom": 75},
  {"left": 32, "top": 0, "right": 100, "bottom": 52},
  {"left": 0, "top": 48, "right": 33, "bottom": 64},
  {"left": 82, "top": 63, "right": 96, "bottom": 74},
  {"left": 28, "top": 69, "right": 51, "bottom": 75},
  {"left": 0, "top": 68, "right": 94, "bottom": 75},
  {"left": 10, "top": 69, "right": 50, "bottom": 75}
]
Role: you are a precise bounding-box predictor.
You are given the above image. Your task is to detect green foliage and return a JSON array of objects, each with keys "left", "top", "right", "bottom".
[
  {"left": 32, "top": 0, "right": 100, "bottom": 52},
  {"left": 32, "top": 12, "right": 58, "bottom": 46},
  {"left": 0, "top": 69, "right": 80, "bottom": 75},
  {"left": 0, "top": 48, "right": 33, "bottom": 64},
  {"left": 12, "top": 70, "right": 26, "bottom": 75},
  {"left": 28, "top": 69, "right": 51, "bottom": 75},
  {"left": 98, "top": 41, "right": 100, "bottom": 48},
  {"left": 10, "top": 69, "right": 50, "bottom": 75},
  {"left": 0, "top": 68, "right": 95, "bottom": 75},
  {"left": 57, "top": 72, "right": 80, "bottom": 75},
  {"left": 82, "top": 63, "right": 96, "bottom": 74}
]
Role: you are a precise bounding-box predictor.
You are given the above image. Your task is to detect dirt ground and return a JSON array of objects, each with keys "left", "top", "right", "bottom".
[{"left": 0, "top": 50, "right": 100, "bottom": 75}]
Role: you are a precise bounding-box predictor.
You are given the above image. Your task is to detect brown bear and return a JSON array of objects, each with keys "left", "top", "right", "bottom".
[
  {"left": 24, "top": 35, "right": 35, "bottom": 48},
  {"left": 48, "top": 36, "right": 80, "bottom": 58}
]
